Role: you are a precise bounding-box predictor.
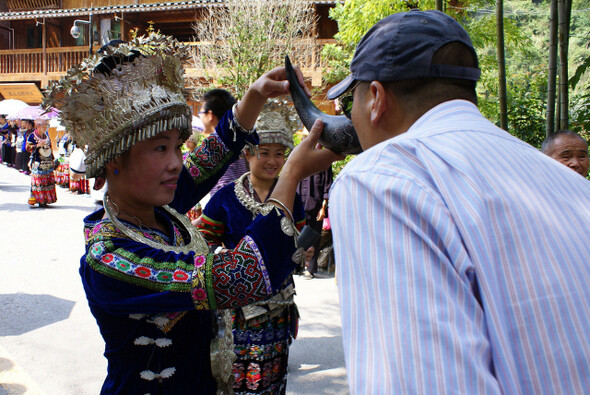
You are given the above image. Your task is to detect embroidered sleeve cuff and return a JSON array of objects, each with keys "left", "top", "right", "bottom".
[
  {"left": 192, "top": 236, "right": 272, "bottom": 310},
  {"left": 191, "top": 254, "right": 213, "bottom": 310}
]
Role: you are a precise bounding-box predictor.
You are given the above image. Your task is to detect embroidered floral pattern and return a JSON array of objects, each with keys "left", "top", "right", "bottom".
[
  {"left": 246, "top": 363, "right": 261, "bottom": 390},
  {"left": 184, "top": 133, "right": 232, "bottom": 186},
  {"left": 232, "top": 356, "right": 288, "bottom": 393},
  {"left": 191, "top": 255, "right": 211, "bottom": 310},
  {"left": 86, "top": 240, "right": 194, "bottom": 292}
]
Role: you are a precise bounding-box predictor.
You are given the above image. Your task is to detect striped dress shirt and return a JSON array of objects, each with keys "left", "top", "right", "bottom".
[{"left": 331, "top": 100, "right": 590, "bottom": 394}]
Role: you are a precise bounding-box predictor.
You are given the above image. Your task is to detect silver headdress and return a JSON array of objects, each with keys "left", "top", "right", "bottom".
[
  {"left": 254, "top": 110, "right": 294, "bottom": 149},
  {"left": 44, "top": 33, "right": 192, "bottom": 178}
]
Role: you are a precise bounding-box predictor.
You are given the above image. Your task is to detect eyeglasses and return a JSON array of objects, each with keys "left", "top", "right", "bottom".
[{"left": 339, "top": 80, "right": 362, "bottom": 119}]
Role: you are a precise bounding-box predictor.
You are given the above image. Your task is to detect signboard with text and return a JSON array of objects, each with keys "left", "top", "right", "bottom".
[{"left": 0, "top": 83, "right": 44, "bottom": 104}]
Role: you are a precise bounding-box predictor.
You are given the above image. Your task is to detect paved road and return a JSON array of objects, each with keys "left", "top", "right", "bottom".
[{"left": 0, "top": 164, "right": 348, "bottom": 394}]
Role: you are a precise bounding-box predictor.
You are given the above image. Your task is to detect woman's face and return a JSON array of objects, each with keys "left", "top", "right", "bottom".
[
  {"left": 110, "top": 128, "right": 184, "bottom": 209},
  {"left": 35, "top": 120, "right": 48, "bottom": 133},
  {"left": 245, "top": 143, "right": 287, "bottom": 182},
  {"left": 21, "top": 120, "right": 33, "bottom": 130}
]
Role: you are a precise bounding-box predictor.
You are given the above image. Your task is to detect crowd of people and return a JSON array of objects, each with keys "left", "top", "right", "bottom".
[
  {"left": 5, "top": 9, "right": 590, "bottom": 395},
  {"left": 0, "top": 114, "right": 93, "bottom": 207}
]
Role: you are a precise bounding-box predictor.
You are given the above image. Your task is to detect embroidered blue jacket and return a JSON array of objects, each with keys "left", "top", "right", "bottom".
[{"left": 80, "top": 111, "right": 297, "bottom": 394}]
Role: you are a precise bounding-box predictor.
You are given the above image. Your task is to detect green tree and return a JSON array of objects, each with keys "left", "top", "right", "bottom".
[{"left": 321, "top": 0, "right": 420, "bottom": 84}]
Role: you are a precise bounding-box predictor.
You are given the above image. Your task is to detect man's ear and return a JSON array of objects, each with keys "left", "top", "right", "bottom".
[
  {"left": 369, "top": 81, "right": 389, "bottom": 127},
  {"left": 210, "top": 114, "right": 220, "bottom": 126}
]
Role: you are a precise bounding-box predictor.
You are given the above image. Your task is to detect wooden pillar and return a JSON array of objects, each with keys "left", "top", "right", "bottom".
[{"left": 42, "top": 18, "right": 47, "bottom": 75}]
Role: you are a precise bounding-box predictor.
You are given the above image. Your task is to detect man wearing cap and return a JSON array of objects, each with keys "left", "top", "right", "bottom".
[{"left": 326, "top": 9, "right": 590, "bottom": 394}]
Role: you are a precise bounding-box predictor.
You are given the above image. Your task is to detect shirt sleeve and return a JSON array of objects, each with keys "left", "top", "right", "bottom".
[
  {"left": 331, "top": 169, "right": 501, "bottom": 394},
  {"left": 322, "top": 167, "right": 333, "bottom": 201},
  {"left": 293, "top": 192, "right": 306, "bottom": 231},
  {"left": 81, "top": 210, "right": 296, "bottom": 315},
  {"left": 25, "top": 132, "right": 36, "bottom": 153}
]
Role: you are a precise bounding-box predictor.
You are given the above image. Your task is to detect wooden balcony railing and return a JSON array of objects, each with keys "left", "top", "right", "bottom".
[
  {"left": 0, "top": 46, "right": 92, "bottom": 75},
  {"left": 0, "top": 39, "right": 337, "bottom": 87}
]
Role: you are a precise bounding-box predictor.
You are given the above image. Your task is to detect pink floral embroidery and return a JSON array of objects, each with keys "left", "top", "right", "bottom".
[
  {"left": 102, "top": 254, "right": 114, "bottom": 263},
  {"left": 189, "top": 166, "right": 200, "bottom": 177},
  {"left": 192, "top": 288, "right": 207, "bottom": 301},
  {"left": 194, "top": 255, "right": 206, "bottom": 268}
]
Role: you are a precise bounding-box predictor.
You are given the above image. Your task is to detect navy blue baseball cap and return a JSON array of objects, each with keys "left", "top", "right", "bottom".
[{"left": 327, "top": 10, "right": 481, "bottom": 100}]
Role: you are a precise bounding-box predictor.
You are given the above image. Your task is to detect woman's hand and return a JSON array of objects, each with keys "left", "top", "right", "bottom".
[
  {"left": 249, "top": 65, "right": 310, "bottom": 100},
  {"left": 268, "top": 119, "right": 344, "bottom": 214},
  {"left": 235, "top": 65, "right": 310, "bottom": 131},
  {"left": 281, "top": 119, "right": 345, "bottom": 183}
]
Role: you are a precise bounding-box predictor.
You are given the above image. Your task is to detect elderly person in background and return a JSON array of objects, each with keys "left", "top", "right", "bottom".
[
  {"left": 541, "top": 129, "right": 589, "bottom": 177},
  {"left": 15, "top": 119, "right": 33, "bottom": 174}
]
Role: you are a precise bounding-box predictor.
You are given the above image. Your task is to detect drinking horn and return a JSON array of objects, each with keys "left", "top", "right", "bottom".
[{"left": 285, "top": 55, "right": 362, "bottom": 155}]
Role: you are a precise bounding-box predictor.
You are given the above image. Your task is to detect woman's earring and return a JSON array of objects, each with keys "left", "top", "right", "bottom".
[{"left": 114, "top": 169, "right": 119, "bottom": 175}]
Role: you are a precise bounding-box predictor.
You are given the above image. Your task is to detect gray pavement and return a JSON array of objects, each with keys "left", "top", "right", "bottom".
[{"left": 0, "top": 163, "right": 348, "bottom": 394}]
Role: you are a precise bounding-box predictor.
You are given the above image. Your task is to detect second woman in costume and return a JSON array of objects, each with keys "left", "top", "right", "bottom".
[{"left": 199, "top": 111, "right": 303, "bottom": 394}]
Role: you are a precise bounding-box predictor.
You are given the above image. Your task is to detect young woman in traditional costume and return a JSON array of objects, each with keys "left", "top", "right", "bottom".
[
  {"left": 55, "top": 130, "right": 72, "bottom": 187},
  {"left": 15, "top": 119, "right": 33, "bottom": 174},
  {"left": 198, "top": 112, "right": 303, "bottom": 394},
  {"left": 26, "top": 118, "right": 57, "bottom": 207},
  {"left": 45, "top": 34, "right": 339, "bottom": 394},
  {"left": 0, "top": 114, "right": 11, "bottom": 165}
]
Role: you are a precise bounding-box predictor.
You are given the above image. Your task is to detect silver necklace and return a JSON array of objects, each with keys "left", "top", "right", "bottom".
[
  {"left": 235, "top": 172, "right": 274, "bottom": 219},
  {"left": 107, "top": 197, "right": 148, "bottom": 232},
  {"left": 103, "top": 193, "right": 209, "bottom": 254}
]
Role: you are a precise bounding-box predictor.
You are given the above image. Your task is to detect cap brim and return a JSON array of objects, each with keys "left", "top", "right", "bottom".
[{"left": 327, "top": 74, "right": 355, "bottom": 100}]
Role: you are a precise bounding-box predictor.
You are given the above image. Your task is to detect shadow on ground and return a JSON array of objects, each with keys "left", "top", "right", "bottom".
[{"left": 0, "top": 294, "right": 75, "bottom": 336}]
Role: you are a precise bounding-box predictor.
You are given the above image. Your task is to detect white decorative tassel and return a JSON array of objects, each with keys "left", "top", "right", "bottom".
[
  {"left": 140, "top": 367, "right": 176, "bottom": 381},
  {"left": 134, "top": 336, "right": 173, "bottom": 347}
]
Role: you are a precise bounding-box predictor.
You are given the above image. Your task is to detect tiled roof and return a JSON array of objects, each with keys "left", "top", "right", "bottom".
[{"left": 0, "top": 1, "right": 338, "bottom": 20}]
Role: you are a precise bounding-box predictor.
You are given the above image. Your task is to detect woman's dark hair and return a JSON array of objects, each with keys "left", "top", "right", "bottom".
[{"left": 93, "top": 40, "right": 142, "bottom": 76}]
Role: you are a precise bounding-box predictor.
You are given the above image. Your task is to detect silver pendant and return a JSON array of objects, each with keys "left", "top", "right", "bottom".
[{"left": 280, "top": 216, "right": 295, "bottom": 236}]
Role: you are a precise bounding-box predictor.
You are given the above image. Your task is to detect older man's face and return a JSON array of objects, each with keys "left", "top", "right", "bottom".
[{"left": 547, "top": 135, "right": 589, "bottom": 177}]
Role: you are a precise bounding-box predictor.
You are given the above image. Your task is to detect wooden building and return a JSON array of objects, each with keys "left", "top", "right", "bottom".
[{"left": 0, "top": 0, "right": 339, "bottom": 104}]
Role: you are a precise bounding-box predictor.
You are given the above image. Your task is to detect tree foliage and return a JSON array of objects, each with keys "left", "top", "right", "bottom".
[
  {"left": 321, "top": 0, "right": 423, "bottom": 84},
  {"left": 191, "top": 0, "right": 317, "bottom": 99},
  {"left": 323, "top": 0, "right": 590, "bottom": 162}
]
